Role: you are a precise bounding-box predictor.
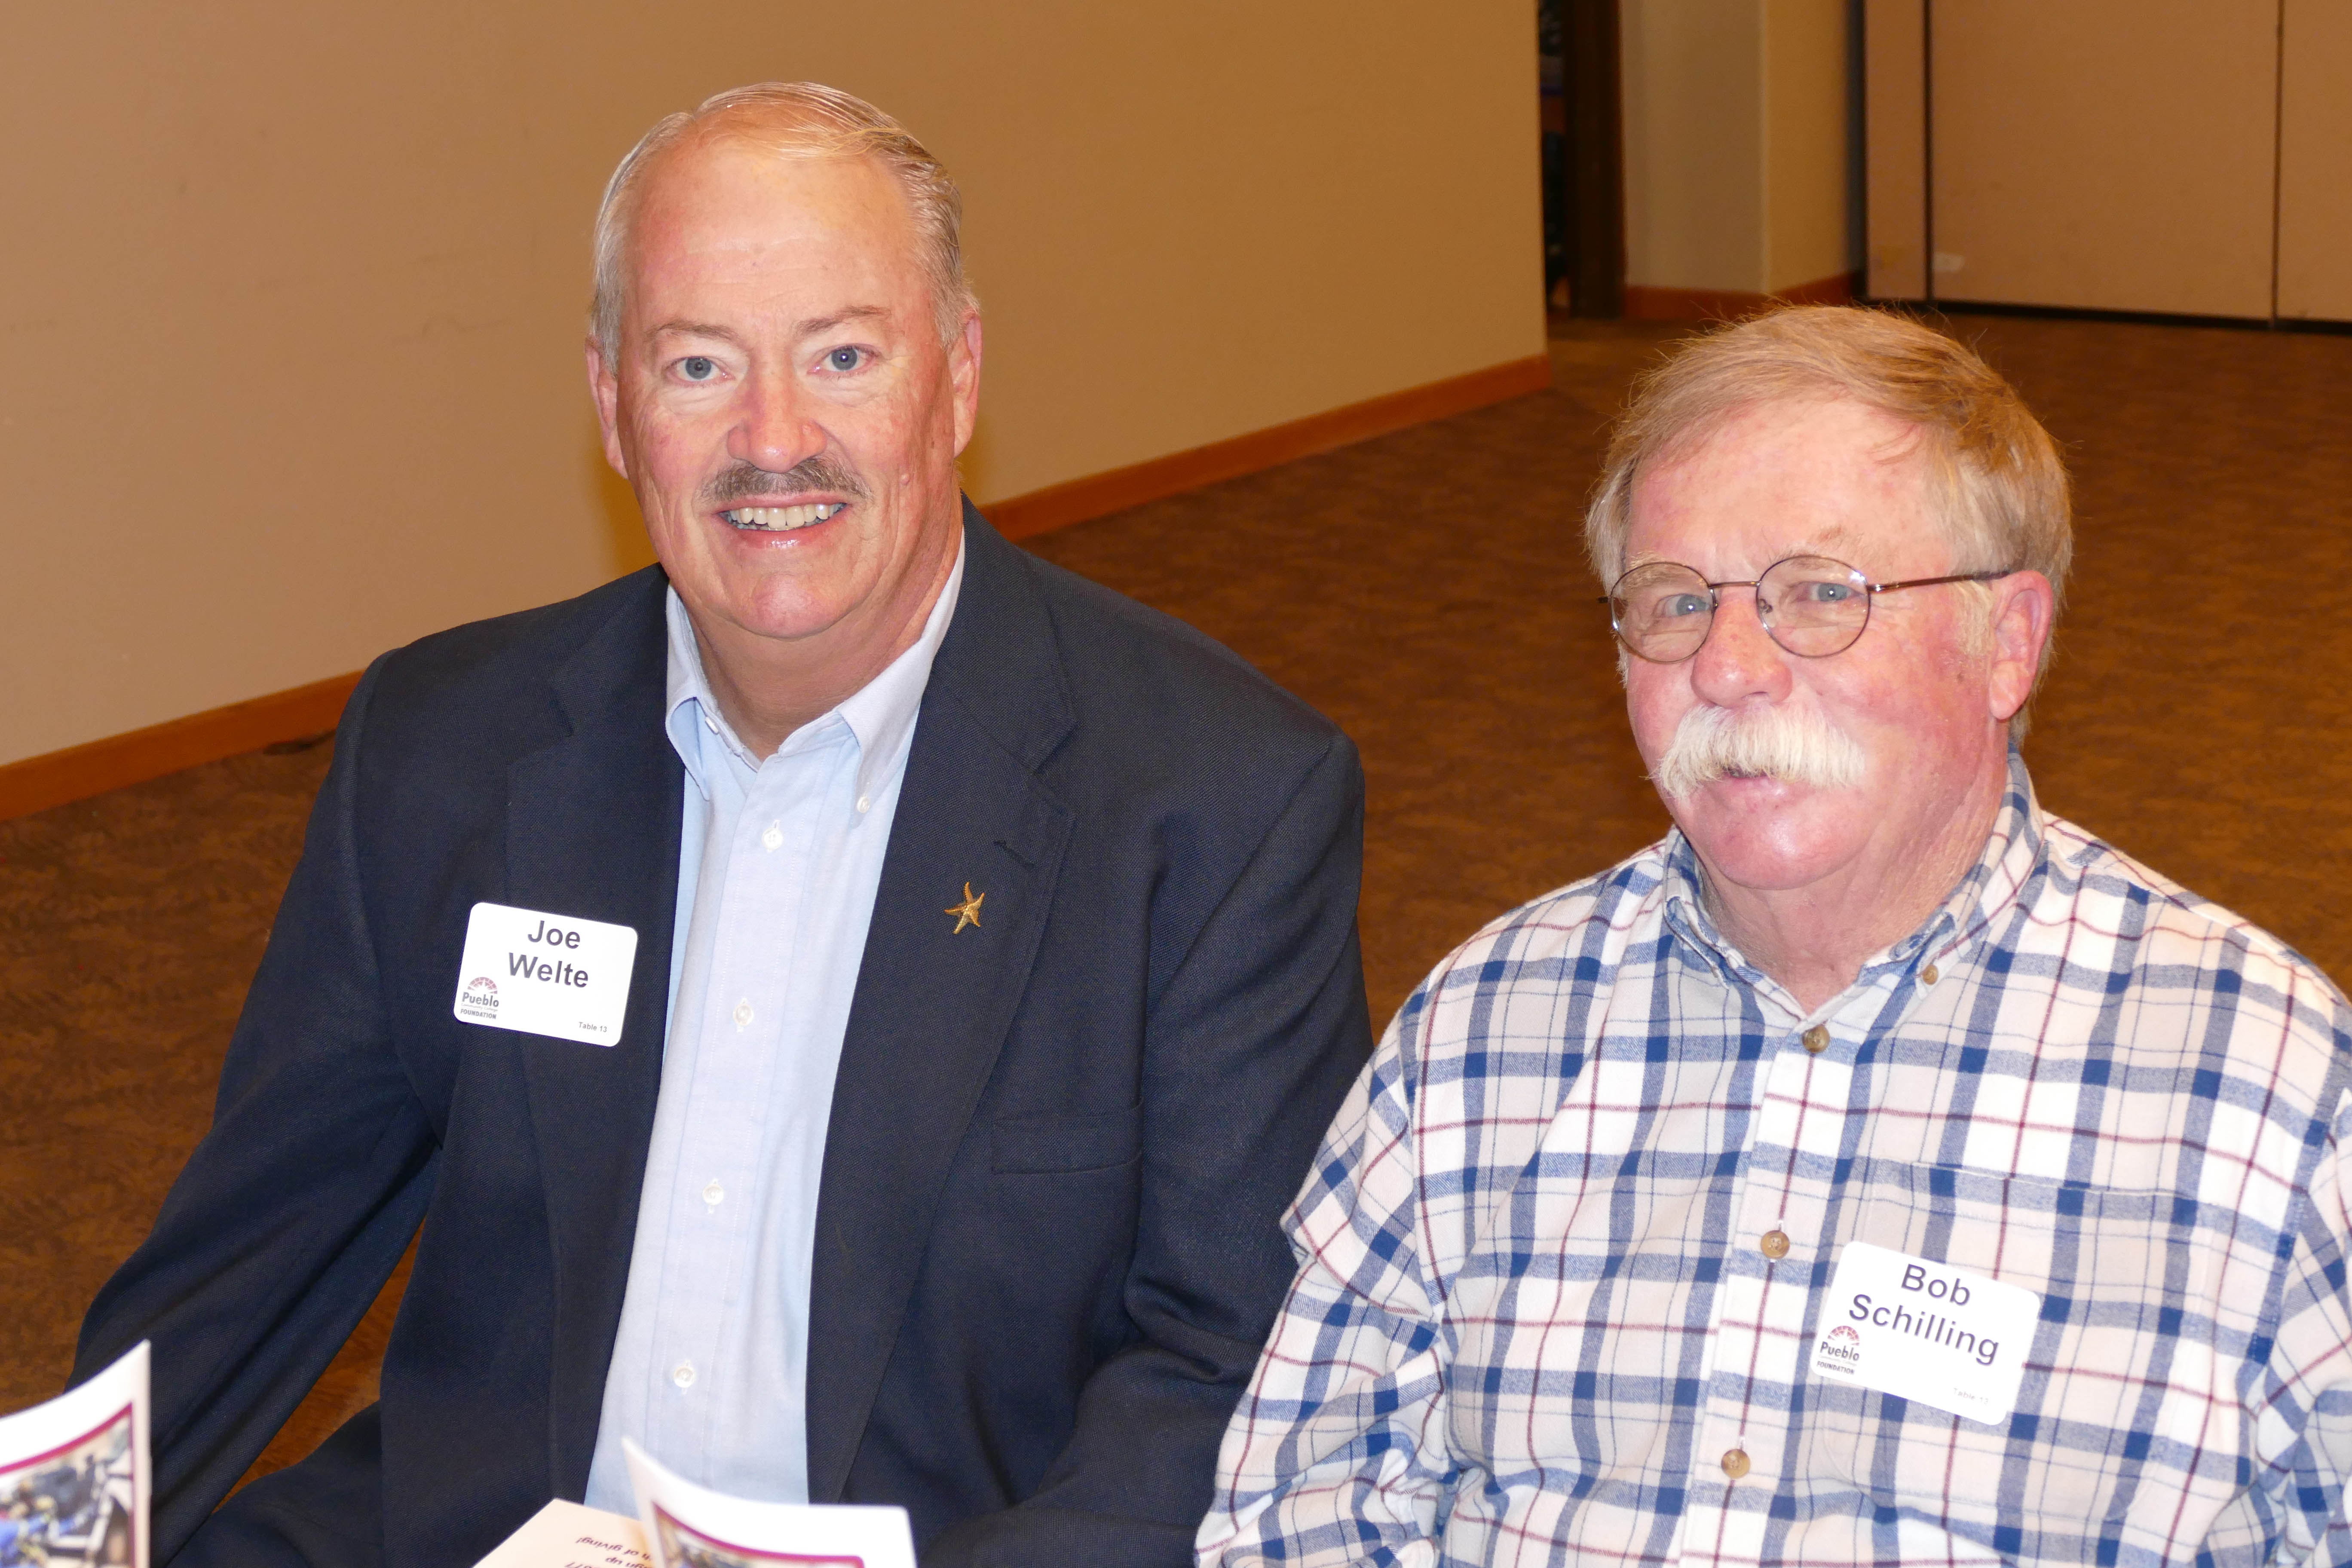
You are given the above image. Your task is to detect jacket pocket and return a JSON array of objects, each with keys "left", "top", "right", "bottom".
[{"left": 990, "top": 1106, "right": 1143, "bottom": 1174}]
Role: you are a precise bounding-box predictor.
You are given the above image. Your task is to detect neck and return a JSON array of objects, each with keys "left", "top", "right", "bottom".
[
  {"left": 688, "top": 536, "right": 958, "bottom": 758},
  {"left": 1697, "top": 756, "right": 2009, "bottom": 1014}
]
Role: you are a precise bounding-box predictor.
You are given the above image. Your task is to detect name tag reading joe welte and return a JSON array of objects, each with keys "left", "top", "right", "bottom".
[
  {"left": 452, "top": 902, "right": 638, "bottom": 1046},
  {"left": 1811, "top": 1240, "right": 2040, "bottom": 1425}
]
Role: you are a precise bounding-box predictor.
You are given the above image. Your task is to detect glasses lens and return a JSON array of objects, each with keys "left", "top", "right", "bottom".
[
  {"left": 1758, "top": 555, "right": 1870, "bottom": 656},
  {"left": 1611, "top": 563, "right": 1714, "bottom": 662}
]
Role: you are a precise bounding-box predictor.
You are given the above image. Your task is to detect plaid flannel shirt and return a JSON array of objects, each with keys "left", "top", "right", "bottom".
[{"left": 1200, "top": 754, "right": 2352, "bottom": 1567}]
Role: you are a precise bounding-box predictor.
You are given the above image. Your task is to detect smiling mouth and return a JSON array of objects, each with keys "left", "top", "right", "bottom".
[{"left": 721, "top": 502, "right": 847, "bottom": 532}]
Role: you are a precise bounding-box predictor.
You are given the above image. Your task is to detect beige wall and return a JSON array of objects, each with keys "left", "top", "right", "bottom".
[
  {"left": 0, "top": 3, "right": 1545, "bottom": 766},
  {"left": 1762, "top": 0, "right": 1854, "bottom": 293},
  {"left": 1862, "top": 0, "right": 1927, "bottom": 300},
  {"left": 1930, "top": 0, "right": 2276, "bottom": 318},
  {"left": 2279, "top": 0, "right": 2352, "bottom": 322},
  {"left": 1623, "top": 1, "right": 1765, "bottom": 293},
  {"left": 1620, "top": 0, "right": 1851, "bottom": 296},
  {"left": 1872, "top": 0, "right": 2352, "bottom": 321}
]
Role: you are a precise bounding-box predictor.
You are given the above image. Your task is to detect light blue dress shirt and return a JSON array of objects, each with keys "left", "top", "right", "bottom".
[{"left": 583, "top": 545, "right": 964, "bottom": 1512}]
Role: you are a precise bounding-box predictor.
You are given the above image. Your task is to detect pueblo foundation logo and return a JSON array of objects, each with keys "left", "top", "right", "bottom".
[
  {"left": 1818, "top": 1323, "right": 1863, "bottom": 1368},
  {"left": 459, "top": 976, "right": 500, "bottom": 1014}
]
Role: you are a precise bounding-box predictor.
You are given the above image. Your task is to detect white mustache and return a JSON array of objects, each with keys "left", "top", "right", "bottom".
[{"left": 1651, "top": 704, "right": 1868, "bottom": 798}]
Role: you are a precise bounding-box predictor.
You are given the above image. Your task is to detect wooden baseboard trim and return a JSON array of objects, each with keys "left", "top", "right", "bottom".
[
  {"left": 0, "top": 672, "right": 362, "bottom": 823},
  {"left": 1622, "top": 270, "right": 1862, "bottom": 323},
  {"left": 983, "top": 353, "right": 1553, "bottom": 541}
]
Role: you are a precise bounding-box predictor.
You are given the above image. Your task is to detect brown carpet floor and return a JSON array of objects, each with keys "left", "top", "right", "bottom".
[{"left": 4, "top": 312, "right": 2348, "bottom": 1484}]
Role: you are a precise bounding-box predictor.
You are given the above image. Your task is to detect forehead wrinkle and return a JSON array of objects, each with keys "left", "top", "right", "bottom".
[{"left": 649, "top": 318, "right": 744, "bottom": 344}]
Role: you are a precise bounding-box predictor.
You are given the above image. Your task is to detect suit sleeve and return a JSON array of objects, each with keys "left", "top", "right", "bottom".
[
  {"left": 70, "top": 660, "right": 439, "bottom": 1560},
  {"left": 922, "top": 732, "right": 1376, "bottom": 1568}
]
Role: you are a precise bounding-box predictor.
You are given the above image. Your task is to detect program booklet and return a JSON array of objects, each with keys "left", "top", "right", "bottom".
[
  {"left": 475, "top": 1450, "right": 914, "bottom": 1568},
  {"left": 0, "top": 1341, "right": 150, "bottom": 1568},
  {"left": 625, "top": 1442, "right": 915, "bottom": 1568},
  {"left": 475, "top": 1498, "right": 649, "bottom": 1568}
]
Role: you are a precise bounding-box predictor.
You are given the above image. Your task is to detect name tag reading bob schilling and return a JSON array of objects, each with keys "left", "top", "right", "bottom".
[{"left": 1810, "top": 1240, "right": 2040, "bottom": 1424}]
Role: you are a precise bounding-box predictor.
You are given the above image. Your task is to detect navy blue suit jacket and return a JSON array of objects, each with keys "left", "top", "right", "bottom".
[{"left": 74, "top": 506, "right": 1372, "bottom": 1566}]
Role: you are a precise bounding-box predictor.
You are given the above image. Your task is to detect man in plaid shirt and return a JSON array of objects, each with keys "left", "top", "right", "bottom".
[{"left": 1198, "top": 307, "right": 2352, "bottom": 1566}]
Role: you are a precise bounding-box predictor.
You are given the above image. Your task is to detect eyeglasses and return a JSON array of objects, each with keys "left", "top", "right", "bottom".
[{"left": 1600, "top": 554, "right": 2016, "bottom": 663}]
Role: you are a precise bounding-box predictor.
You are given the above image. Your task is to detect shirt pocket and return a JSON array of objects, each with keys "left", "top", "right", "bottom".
[
  {"left": 1804, "top": 1161, "right": 2251, "bottom": 1548},
  {"left": 990, "top": 1105, "right": 1143, "bottom": 1175}
]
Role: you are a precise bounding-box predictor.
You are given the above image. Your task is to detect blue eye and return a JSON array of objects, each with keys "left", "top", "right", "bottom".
[
  {"left": 825, "top": 346, "right": 864, "bottom": 372},
  {"left": 1658, "top": 592, "right": 1710, "bottom": 619},
  {"left": 679, "top": 356, "right": 717, "bottom": 381}
]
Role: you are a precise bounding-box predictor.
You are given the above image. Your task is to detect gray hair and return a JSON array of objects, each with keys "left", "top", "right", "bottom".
[{"left": 590, "top": 81, "right": 978, "bottom": 364}]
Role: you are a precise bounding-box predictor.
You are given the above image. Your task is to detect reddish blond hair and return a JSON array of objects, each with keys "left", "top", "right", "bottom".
[{"left": 1584, "top": 306, "right": 2072, "bottom": 607}]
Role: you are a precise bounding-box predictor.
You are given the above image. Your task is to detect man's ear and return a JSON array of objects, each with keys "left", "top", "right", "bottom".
[
  {"left": 949, "top": 309, "right": 984, "bottom": 458},
  {"left": 1986, "top": 570, "right": 2056, "bottom": 722},
  {"left": 586, "top": 337, "right": 629, "bottom": 479}
]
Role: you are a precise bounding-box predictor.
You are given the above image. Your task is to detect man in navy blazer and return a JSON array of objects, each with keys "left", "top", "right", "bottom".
[{"left": 72, "top": 83, "right": 1370, "bottom": 1566}]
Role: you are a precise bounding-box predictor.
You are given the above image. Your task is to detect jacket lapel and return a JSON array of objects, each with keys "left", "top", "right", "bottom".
[
  {"left": 804, "top": 507, "right": 1076, "bottom": 1501},
  {"left": 505, "top": 571, "right": 684, "bottom": 1499}
]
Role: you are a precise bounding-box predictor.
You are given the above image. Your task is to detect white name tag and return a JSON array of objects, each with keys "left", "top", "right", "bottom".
[
  {"left": 1811, "top": 1240, "right": 2039, "bottom": 1425},
  {"left": 452, "top": 901, "right": 638, "bottom": 1047}
]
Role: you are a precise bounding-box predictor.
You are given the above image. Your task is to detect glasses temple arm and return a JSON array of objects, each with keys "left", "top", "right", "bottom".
[{"left": 1867, "top": 568, "right": 2020, "bottom": 596}]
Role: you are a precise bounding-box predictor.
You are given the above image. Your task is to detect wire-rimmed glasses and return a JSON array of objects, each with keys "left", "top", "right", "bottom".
[{"left": 1600, "top": 554, "right": 2016, "bottom": 664}]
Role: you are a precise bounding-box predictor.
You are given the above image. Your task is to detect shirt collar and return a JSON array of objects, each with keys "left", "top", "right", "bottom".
[
  {"left": 662, "top": 536, "right": 966, "bottom": 802},
  {"left": 1662, "top": 744, "right": 2047, "bottom": 997}
]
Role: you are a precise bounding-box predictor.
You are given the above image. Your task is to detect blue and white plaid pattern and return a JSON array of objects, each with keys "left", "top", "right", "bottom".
[{"left": 1200, "top": 755, "right": 2352, "bottom": 1567}]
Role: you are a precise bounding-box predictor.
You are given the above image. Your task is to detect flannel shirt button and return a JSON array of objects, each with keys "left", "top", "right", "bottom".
[
  {"left": 1922, "top": 962, "right": 1941, "bottom": 986},
  {"left": 1721, "top": 1447, "right": 1750, "bottom": 1479},
  {"left": 1802, "top": 1026, "right": 1830, "bottom": 1054},
  {"left": 1760, "top": 1229, "right": 1790, "bottom": 1260}
]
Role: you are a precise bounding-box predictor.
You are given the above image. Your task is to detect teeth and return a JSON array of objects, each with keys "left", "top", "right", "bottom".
[{"left": 723, "top": 502, "right": 845, "bottom": 530}]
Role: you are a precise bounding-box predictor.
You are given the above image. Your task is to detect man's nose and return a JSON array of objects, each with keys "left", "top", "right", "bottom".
[
  {"left": 727, "top": 365, "right": 824, "bottom": 475},
  {"left": 1687, "top": 585, "right": 1793, "bottom": 707}
]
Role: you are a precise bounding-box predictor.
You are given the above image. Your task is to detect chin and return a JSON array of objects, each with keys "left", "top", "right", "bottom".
[{"left": 1666, "top": 781, "right": 1865, "bottom": 891}]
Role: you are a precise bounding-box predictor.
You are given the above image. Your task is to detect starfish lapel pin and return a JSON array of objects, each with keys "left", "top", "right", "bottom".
[{"left": 944, "top": 881, "right": 985, "bottom": 934}]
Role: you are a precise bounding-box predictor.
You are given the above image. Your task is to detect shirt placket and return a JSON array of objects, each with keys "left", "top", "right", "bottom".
[
  {"left": 1678, "top": 999, "right": 1862, "bottom": 1565},
  {"left": 643, "top": 752, "right": 812, "bottom": 1458}
]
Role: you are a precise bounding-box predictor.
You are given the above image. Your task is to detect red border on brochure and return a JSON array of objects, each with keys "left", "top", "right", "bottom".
[{"left": 651, "top": 1504, "right": 862, "bottom": 1567}]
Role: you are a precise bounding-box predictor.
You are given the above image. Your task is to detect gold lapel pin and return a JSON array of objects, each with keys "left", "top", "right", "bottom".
[{"left": 944, "top": 881, "right": 985, "bottom": 934}]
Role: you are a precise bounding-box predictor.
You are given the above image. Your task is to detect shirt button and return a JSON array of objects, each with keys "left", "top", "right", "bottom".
[
  {"left": 1721, "top": 1447, "right": 1750, "bottom": 1479},
  {"left": 855, "top": 794, "right": 871, "bottom": 814},
  {"left": 671, "top": 1361, "right": 696, "bottom": 1390},
  {"left": 1760, "top": 1229, "right": 1790, "bottom": 1260},
  {"left": 761, "top": 821, "right": 783, "bottom": 851},
  {"left": 732, "top": 998, "right": 753, "bottom": 1029},
  {"left": 1922, "top": 962, "right": 1941, "bottom": 986},
  {"left": 703, "top": 1179, "right": 724, "bottom": 1207},
  {"left": 1802, "top": 1026, "right": 1830, "bottom": 1054}
]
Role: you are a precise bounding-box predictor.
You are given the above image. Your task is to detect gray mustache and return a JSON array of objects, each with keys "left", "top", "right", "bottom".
[
  {"left": 701, "top": 456, "right": 870, "bottom": 507},
  {"left": 1651, "top": 704, "right": 1868, "bottom": 799}
]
